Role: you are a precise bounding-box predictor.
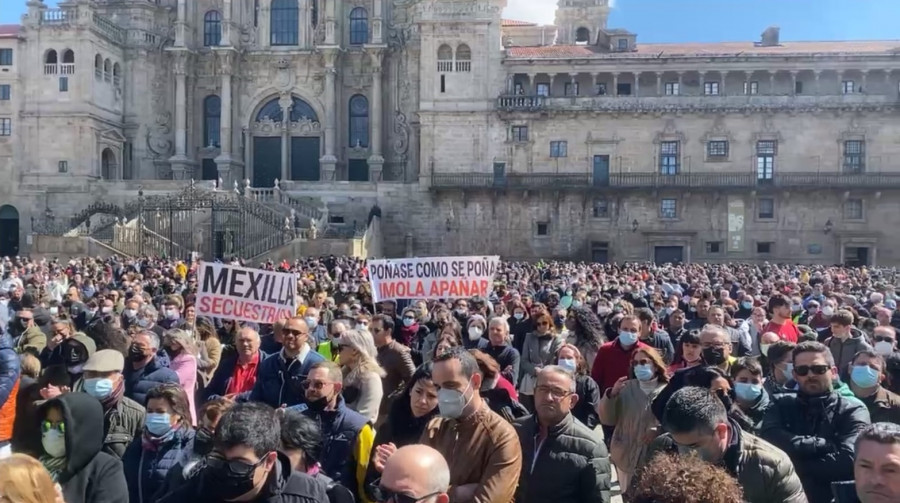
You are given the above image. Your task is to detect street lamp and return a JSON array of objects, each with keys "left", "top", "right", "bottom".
[{"left": 824, "top": 219, "right": 834, "bottom": 235}]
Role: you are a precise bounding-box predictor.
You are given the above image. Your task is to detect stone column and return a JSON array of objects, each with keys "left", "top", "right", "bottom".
[
  {"left": 175, "top": 0, "right": 187, "bottom": 46},
  {"left": 319, "top": 48, "right": 339, "bottom": 180},
  {"left": 368, "top": 49, "right": 385, "bottom": 182},
  {"left": 790, "top": 71, "right": 798, "bottom": 96},
  {"left": 656, "top": 72, "right": 662, "bottom": 95},
  {"left": 699, "top": 72, "right": 705, "bottom": 95},
  {"left": 568, "top": 73, "right": 577, "bottom": 96},
  {"left": 324, "top": 0, "right": 336, "bottom": 45},
  {"left": 243, "top": 128, "right": 252, "bottom": 179},
  {"left": 815, "top": 71, "right": 821, "bottom": 95},
  {"left": 169, "top": 51, "right": 192, "bottom": 179},
  {"left": 677, "top": 72, "right": 683, "bottom": 92},
  {"left": 769, "top": 72, "right": 776, "bottom": 94},
  {"left": 279, "top": 93, "right": 292, "bottom": 182},
  {"left": 372, "top": 0, "right": 383, "bottom": 44},
  {"left": 862, "top": 71, "right": 868, "bottom": 93},
  {"left": 215, "top": 50, "right": 240, "bottom": 186},
  {"left": 260, "top": 0, "right": 272, "bottom": 47},
  {"left": 298, "top": 0, "right": 307, "bottom": 47},
  {"left": 612, "top": 73, "right": 619, "bottom": 96},
  {"left": 633, "top": 72, "right": 639, "bottom": 97},
  {"left": 222, "top": 0, "right": 232, "bottom": 45}
]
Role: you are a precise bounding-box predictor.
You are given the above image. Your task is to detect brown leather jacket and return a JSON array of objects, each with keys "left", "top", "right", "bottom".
[
  {"left": 861, "top": 386, "right": 900, "bottom": 424},
  {"left": 420, "top": 403, "right": 522, "bottom": 503},
  {"left": 376, "top": 341, "right": 416, "bottom": 426}
]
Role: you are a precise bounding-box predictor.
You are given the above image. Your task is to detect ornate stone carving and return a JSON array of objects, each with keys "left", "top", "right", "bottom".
[
  {"left": 653, "top": 118, "right": 686, "bottom": 144},
  {"left": 392, "top": 110, "right": 410, "bottom": 156},
  {"left": 240, "top": 23, "right": 258, "bottom": 46},
  {"left": 250, "top": 118, "right": 322, "bottom": 135},
  {"left": 289, "top": 118, "right": 322, "bottom": 134},
  {"left": 273, "top": 59, "right": 295, "bottom": 91},
  {"left": 218, "top": 50, "right": 237, "bottom": 75}
]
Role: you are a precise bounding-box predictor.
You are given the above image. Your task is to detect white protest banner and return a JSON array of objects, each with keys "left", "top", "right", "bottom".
[
  {"left": 196, "top": 262, "right": 297, "bottom": 325},
  {"left": 368, "top": 256, "right": 500, "bottom": 302}
]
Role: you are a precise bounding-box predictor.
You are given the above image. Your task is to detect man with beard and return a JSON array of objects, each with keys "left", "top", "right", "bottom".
[{"left": 761, "top": 341, "right": 871, "bottom": 503}]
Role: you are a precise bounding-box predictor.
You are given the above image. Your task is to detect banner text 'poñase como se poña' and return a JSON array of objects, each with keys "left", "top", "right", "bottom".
[
  {"left": 196, "top": 263, "right": 298, "bottom": 325},
  {"left": 368, "top": 256, "right": 500, "bottom": 302}
]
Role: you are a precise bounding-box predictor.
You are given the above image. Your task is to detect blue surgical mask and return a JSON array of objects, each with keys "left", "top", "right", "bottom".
[
  {"left": 83, "top": 377, "right": 115, "bottom": 400},
  {"left": 305, "top": 316, "right": 318, "bottom": 329},
  {"left": 558, "top": 358, "right": 577, "bottom": 374},
  {"left": 572, "top": 301, "right": 582, "bottom": 309},
  {"left": 734, "top": 382, "right": 763, "bottom": 402},
  {"left": 634, "top": 363, "right": 655, "bottom": 381},
  {"left": 741, "top": 301, "right": 753, "bottom": 310},
  {"left": 851, "top": 365, "right": 880, "bottom": 389},
  {"left": 402, "top": 317, "right": 415, "bottom": 327},
  {"left": 782, "top": 363, "right": 794, "bottom": 379},
  {"left": 513, "top": 312, "right": 524, "bottom": 321},
  {"left": 145, "top": 412, "right": 174, "bottom": 437},
  {"left": 618, "top": 331, "right": 638, "bottom": 347}
]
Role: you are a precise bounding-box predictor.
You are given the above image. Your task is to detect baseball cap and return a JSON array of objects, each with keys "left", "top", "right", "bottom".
[{"left": 83, "top": 349, "right": 125, "bottom": 373}]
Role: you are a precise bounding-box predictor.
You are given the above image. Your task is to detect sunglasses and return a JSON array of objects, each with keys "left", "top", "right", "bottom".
[
  {"left": 205, "top": 453, "right": 268, "bottom": 477},
  {"left": 300, "top": 380, "right": 331, "bottom": 390},
  {"left": 370, "top": 479, "right": 441, "bottom": 503},
  {"left": 794, "top": 365, "right": 830, "bottom": 376}
]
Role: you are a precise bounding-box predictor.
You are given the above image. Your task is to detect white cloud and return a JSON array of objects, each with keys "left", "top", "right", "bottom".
[{"left": 503, "top": 0, "right": 616, "bottom": 25}]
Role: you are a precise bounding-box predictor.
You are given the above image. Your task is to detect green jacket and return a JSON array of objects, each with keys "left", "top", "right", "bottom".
[
  {"left": 16, "top": 326, "right": 46, "bottom": 355},
  {"left": 316, "top": 341, "right": 340, "bottom": 363}
]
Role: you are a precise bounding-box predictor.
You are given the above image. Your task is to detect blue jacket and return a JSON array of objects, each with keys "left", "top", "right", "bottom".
[
  {"left": 302, "top": 396, "right": 369, "bottom": 493},
  {"left": 0, "top": 332, "right": 19, "bottom": 411},
  {"left": 123, "top": 357, "right": 179, "bottom": 406},
  {"left": 250, "top": 348, "right": 325, "bottom": 408},
  {"left": 203, "top": 350, "right": 269, "bottom": 402},
  {"left": 122, "top": 427, "right": 194, "bottom": 503}
]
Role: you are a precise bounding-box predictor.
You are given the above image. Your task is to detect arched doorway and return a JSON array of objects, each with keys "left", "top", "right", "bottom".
[
  {"left": 250, "top": 95, "right": 321, "bottom": 187},
  {"left": 0, "top": 205, "right": 19, "bottom": 257},
  {"left": 101, "top": 148, "right": 116, "bottom": 179}
]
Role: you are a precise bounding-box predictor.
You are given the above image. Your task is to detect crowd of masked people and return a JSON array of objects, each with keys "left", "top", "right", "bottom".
[{"left": 2, "top": 256, "right": 900, "bottom": 503}]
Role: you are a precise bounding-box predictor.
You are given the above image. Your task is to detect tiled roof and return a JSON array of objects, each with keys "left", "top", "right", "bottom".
[
  {"left": 502, "top": 19, "right": 537, "bottom": 27},
  {"left": 0, "top": 25, "right": 22, "bottom": 38},
  {"left": 506, "top": 40, "right": 900, "bottom": 59}
]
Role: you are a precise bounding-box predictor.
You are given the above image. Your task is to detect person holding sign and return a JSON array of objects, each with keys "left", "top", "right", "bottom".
[{"left": 249, "top": 317, "right": 325, "bottom": 408}]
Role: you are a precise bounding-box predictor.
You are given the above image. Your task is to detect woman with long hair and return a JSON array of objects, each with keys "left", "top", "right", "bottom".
[
  {"left": 564, "top": 307, "right": 605, "bottom": 374},
  {"left": 519, "top": 312, "right": 563, "bottom": 412},
  {"left": 162, "top": 329, "right": 198, "bottom": 425},
  {"left": 122, "top": 383, "right": 195, "bottom": 503},
  {"left": 598, "top": 346, "right": 670, "bottom": 493},
  {"left": 337, "top": 328, "right": 386, "bottom": 423},
  {"left": 556, "top": 343, "right": 600, "bottom": 428},
  {"left": 193, "top": 317, "right": 221, "bottom": 389},
  {"left": 365, "top": 362, "right": 440, "bottom": 498},
  {"left": 0, "top": 454, "right": 65, "bottom": 503},
  {"left": 430, "top": 326, "right": 462, "bottom": 360}
]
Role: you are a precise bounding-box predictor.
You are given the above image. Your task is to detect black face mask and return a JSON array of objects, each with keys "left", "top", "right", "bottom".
[
  {"left": 305, "top": 395, "right": 330, "bottom": 412},
  {"left": 194, "top": 428, "right": 215, "bottom": 456},
  {"left": 202, "top": 457, "right": 266, "bottom": 501},
  {"left": 128, "top": 345, "right": 147, "bottom": 362},
  {"left": 702, "top": 347, "right": 727, "bottom": 366}
]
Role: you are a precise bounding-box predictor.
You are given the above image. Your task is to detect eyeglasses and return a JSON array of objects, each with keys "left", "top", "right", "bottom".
[
  {"left": 370, "top": 479, "right": 441, "bottom": 503},
  {"left": 534, "top": 385, "right": 572, "bottom": 400},
  {"left": 794, "top": 365, "right": 830, "bottom": 376},
  {"left": 205, "top": 453, "right": 269, "bottom": 477},
  {"left": 300, "top": 380, "right": 332, "bottom": 390}
]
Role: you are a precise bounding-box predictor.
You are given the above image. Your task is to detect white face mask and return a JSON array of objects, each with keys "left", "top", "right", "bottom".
[
  {"left": 760, "top": 344, "right": 772, "bottom": 357},
  {"left": 42, "top": 429, "right": 66, "bottom": 458},
  {"left": 875, "top": 340, "right": 895, "bottom": 356},
  {"left": 468, "top": 327, "right": 484, "bottom": 341},
  {"left": 822, "top": 306, "right": 835, "bottom": 317}
]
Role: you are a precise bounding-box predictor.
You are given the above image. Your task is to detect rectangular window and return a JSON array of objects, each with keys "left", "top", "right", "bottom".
[
  {"left": 664, "top": 82, "right": 679, "bottom": 96},
  {"left": 659, "top": 141, "right": 679, "bottom": 175},
  {"left": 617, "top": 83, "right": 632, "bottom": 96},
  {"left": 844, "top": 198, "right": 864, "bottom": 220},
  {"left": 660, "top": 198, "right": 677, "bottom": 219},
  {"left": 0, "top": 84, "right": 8, "bottom": 100},
  {"left": 595, "top": 83, "right": 607, "bottom": 95},
  {"left": 843, "top": 140, "right": 865, "bottom": 173},
  {"left": 744, "top": 81, "right": 758, "bottom": 95},
  {"left": 592, "top": 198, "right": 609, "bottom": 218},
  {"left": 757, "top": 197, "right": 775, "bottom": 219},
  {"left": 549, "top": 141, "right": 567, "bottom": 158},
  {"left": 617, "top": 38, "right": 628, "bottom": 50},
  {"left": 440, "top": 75, "right": 445, "bottom": 93},
  {"left": 564, "top": 82, "right": 579, "bottom": 96},
  {"left": 58, "top": 160, "right": 68, "bottom": 173},
  {"left": 0, "top": 118, "right": 9, "bottom": 136},
  {"left": 795, "top": 81, "right": 803, "bottom": 94},
  {"left": 59, "top": 77, "right": 68, "bottom": 92},
  {"left": 536, "top": 83, "right": 550, "bottom": 97},
  {"left": 0, "top": 49, "right": 11, "bottom": 66},
  {"left": 757, "top": 242, "right": 773, "bottom": 254},
  {"left": 707, "top": 140, "right": 729, "bottom": 159},
  {"left": 756, "top": 140, "right": 776, "bottom": 181},
  {"left": 705, "top": 241, "right": 723, "bottom": 254},
  {"left": 513, "top": 83, "right": 524, "bottom": 95},
  {"left": 536, "top": 222, "right": 549, "bottom": 236},
  {"left": 704, "top": 82, "right": 720, "bottom": 95},
  {"left": 511, "top": 126, "right": 528, "bottom": 142},
  {"left": 842, "top": 81, "right": 855, "bottom": 94}
]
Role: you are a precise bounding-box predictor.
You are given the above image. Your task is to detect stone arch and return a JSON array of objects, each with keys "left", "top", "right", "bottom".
[
  {"left": 241, "top": 88, "right": 325, "bottom": 127},
  {"left": 44, "top": 49, "right": 58, "bottom": 64},
  {"left": 437, "top": 44, "right": 452, "bottom": 60},
  {"left": 61, "top": 49, "right": 74, "bottom": 63},
  {"left": 101, "top": 148, "right": 117, "bottom": 179},
  {"left": 575, "top": 27, "right": 591, "bottom": 44},
  {"left": 0, "top": 205, "right": 19, "bottom": 257}
]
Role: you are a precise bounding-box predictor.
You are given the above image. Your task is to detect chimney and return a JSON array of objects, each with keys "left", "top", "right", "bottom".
[{"left": 760, "top": 26, "right": 780, "bottom": 47}]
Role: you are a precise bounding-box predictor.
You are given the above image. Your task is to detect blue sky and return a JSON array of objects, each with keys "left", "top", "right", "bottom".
[{"left": 4, "top": 0, "right": 899, "bottom": 42}]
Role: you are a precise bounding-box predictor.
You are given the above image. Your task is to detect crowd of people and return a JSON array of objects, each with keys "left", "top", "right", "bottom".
[{"left": 1, "top": 255, "right": 900, "bottom": 503}]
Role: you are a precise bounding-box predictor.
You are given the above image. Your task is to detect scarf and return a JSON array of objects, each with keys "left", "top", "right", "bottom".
[
  {"left": 397, "top": 323, "right": 419, "bottom": 346},
  {"left": 100, "top": 379, "right": 126, "bottom": 411},
  {"left": 40, "top": 455, "right": 67, "bottom": 482},
  {"left": 141, "top": 427, "right": 177, "bottom": 452}
]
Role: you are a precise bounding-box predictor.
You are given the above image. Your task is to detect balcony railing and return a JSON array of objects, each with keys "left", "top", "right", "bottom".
[
  {"left": 60, "top": 63, "right": 75, "bottom": 75},
  {"left": 431, "top": 171, "right": 900, "bottom": 190},
  {"left": 498, "top": 95, "right": 547, "bottom": 111}
]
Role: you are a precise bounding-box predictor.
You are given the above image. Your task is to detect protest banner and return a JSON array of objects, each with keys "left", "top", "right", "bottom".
[
  {"left": 368, "top": 256, "right": 500, "bottom": 302},
  {"left": 196, "top": 262, "right": 298, "bottom": 324}
]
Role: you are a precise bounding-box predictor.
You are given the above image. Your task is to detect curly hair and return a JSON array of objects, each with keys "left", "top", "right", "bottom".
[
  {"left": 84, "top": 321, "right": 129, "bottom": 358},
  {"left": 631, "top": 453, "right": 744, "bottom": 503},
  {"left": 569, "top": 306, "right": 605, "bottom": 350}
]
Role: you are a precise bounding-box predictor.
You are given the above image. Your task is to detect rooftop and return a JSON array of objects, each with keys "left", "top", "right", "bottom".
[
  {"left": 506, "top": 39, "right": 900, "bottom": 59},
  {"left": 0, "top": 24, "right": 22, "bottom": 39},
  {"left": 501, "top": 19, "right": 538, "bottom": 27}
]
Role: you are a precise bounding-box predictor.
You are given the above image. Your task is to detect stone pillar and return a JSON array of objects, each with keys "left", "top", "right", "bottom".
[
  {"left": 612, "top": 73, "right": 619, "bottom": 96},
  {"left": 656, "top": 72, "right": 662, "bottom": 95},
  {"left": 790, "top": 71, "right": 798, "bottom": 96},
  {"left": 633, "top": 72, "right": 639, "bottom": 97},
  {"left": 699, "top": 72, "right": 705, "bottom": 95},
  {"left": 298, "top": 0, "right": 307, "bottom": 47},
  {"left": 175, "top": 0, "right": 187, "bottom": 46},
  {"left": 324, "top": 0, "right": 336, "bottom": 45},
  {"left": 260, "top": 0, "right": 272, "bottom": 47},
  {"left": 815, "top": 71, "right": 821, "bottom": 95},
  {"left": 169, "top": 51, "right": 192, "bottom": 179},
  {"left": 568, "top": 73, "right": 577, "bottom": 96},
  {"left": 222, "top": 0, "right": 232, "bottom": 45},
  {"left": 769, "top": 72, "right": 776, "bottom": 94},
  {"left": 372, "top": 0, "right": 383, "bottom": 44},
  {"left": 279, "top": 93, "right": 292, "bottom": 182},
  {"left": 215, "top": 50, "right": 240, "bottom": 186},
  {"left": 320, "top": 48, "right": 339, "bottom": 180},
  {"left": 677, "top": 72, "right": 683, "bottom": 92},
  {"left": 368, "top": 49, "right": 385, "bottom": 182},
  {"left": 243, "top": 128, "right": 252, "bottom": 178},
  {"left": 862, "top": 71, "right": 868, "bottom": 93}
]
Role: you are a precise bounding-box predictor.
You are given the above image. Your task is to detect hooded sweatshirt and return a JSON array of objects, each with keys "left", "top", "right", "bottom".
[{"left": 39, "top": 392, "right": 129, "bottom": 503}]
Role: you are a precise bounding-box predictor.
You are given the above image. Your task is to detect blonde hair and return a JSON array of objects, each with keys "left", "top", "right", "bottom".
[
  {"left": 0, "top": 454, "right": 59, "bottom": 503},
  {"left": 163, "top": 329, "right": 198, "bottom": 356},
  {"left": 339, "top": 328, "right": 386, "bottom": 380},
  {"left": 19, "top": 353, "right": 41, "bottom": 379}
]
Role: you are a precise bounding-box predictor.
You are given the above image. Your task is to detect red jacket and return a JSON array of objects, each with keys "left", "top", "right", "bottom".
[
  {"left": 591, "top": 339, "right": 649, "bottom": 392},
  {"left": 496, "top": 375, "right": 519, "bottom": 402}
]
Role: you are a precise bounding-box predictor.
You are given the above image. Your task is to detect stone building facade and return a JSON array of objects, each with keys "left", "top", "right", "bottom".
[{"left": 1, "top": 0, "right": 900, "bottom": 265}]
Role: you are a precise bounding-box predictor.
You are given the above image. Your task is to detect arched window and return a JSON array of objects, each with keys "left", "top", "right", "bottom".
[
  {"left": 204, "top": 11, "right": 222, "bottom": 46},
  {"left": 62, "top": 49, "right": 74, "bottom": 64},
  {"left": 348, "top": 94, "right": 368, "bottom": 148},
  {"left": 94, "top": 54, "right": 103, "bottom": 79},
  {"left": 45, "top": 50, "right": 58, "bottom": 64},
  {"left": 455, "top": 44, "right": 471, "bottom": 72},
  {"left": 204, "top": 95, "right": 221, "bottom": 148},
  {"left": 349, "top": 7, "right": 368, "bottom": 45},
  {"left": 575, "top": 27, "right": 590, "bottom": 44},
  {"left": 437, "top": 44, "right": 453, "bottom": 72},
  {"left": 113, "top": 63, "right": 121, "bottom": 87},
  {"left": 255, "top": 96, "right": 318, "bottom": 123},
  {"left": 101, "top": 149, "right": 117, "bottom": 180},
  {"left": 103, "top": 59, "right": 111, "bottom": 82},
  {"left": 270, "top": 0, "right": 299, "bottom": 46}
]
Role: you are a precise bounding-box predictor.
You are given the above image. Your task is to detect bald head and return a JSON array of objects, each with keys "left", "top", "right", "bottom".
[{"left": 382, "top": 445, "right": 450, "bottom": 503}]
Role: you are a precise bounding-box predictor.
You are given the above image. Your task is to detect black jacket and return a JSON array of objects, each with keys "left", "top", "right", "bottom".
[
  {"left": 513, "top": 413, "right": 611, "bottom": 503},
  {"left": 573, "top": 374, "right": 600, "bottom": 429},
  {"left": 158, "top": 452, "right": 329, "bottom": 503},
  {"left": 761, "top": 390, "right": 871, "bottom": 503},
  {"left": 40, "top": 393, "right": 129, "bottom": 503}
]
